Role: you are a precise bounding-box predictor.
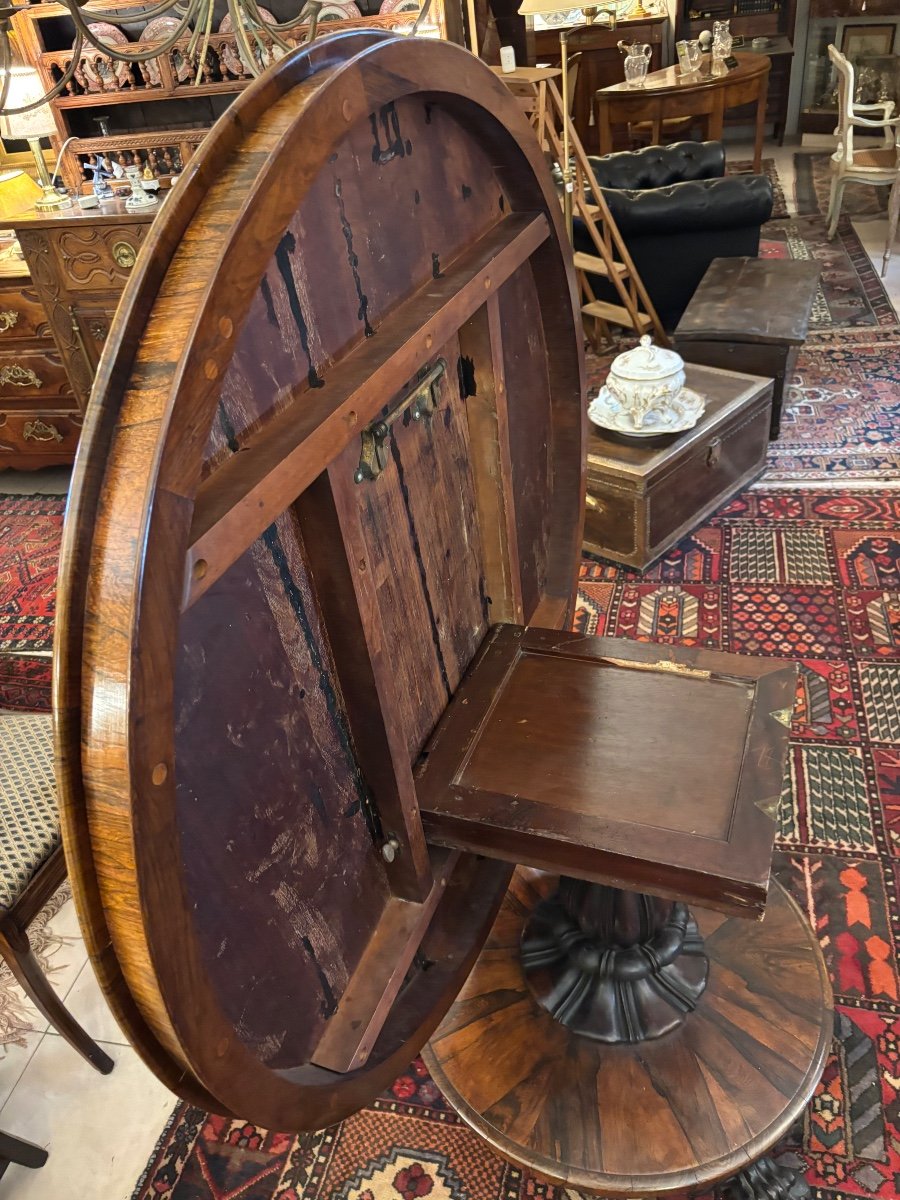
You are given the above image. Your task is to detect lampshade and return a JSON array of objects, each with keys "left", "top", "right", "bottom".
[
  {"left": 0, "top": 169, "right": 42, "bottom": 219},
  {"left": 0, "top": 67, "right": 56, "bottom": 141},
  {"left": 517, "top": 0, "right": 577, "bottom": 13}
]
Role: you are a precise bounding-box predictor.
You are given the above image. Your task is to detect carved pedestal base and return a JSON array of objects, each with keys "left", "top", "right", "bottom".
[
  {"left": 716, "top": 1155, "right": 812, "bottom": 1200},
  {"left": 521, "top": 877, "right": 708, "bottom": 1043},
  {"left": 425, "top": 871, "right": 832, "bottom": 1197}
]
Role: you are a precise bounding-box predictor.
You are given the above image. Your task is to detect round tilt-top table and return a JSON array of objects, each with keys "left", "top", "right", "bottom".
[{"left": 53, "top": 31, "right": 827, "bottom": 1200}]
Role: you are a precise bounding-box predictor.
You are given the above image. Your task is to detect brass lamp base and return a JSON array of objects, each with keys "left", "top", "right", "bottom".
[
  {"left": 28, "top": 139, "right": 73, "bottom": 212},
  {"left": 34, "top": 184, "right": 73, "bottom": 212}
]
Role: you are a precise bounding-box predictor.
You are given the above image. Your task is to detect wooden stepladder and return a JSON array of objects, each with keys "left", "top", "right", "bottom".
[{"left": 531, "top": 77, "right": 667, "bottom": 349}]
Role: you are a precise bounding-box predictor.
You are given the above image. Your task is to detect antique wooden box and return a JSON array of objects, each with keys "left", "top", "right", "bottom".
[
  {"left": 673, "top": 256, "right": 820, "bottom": 440},
  {"left": 584, "top": 362, "right": 772, "bottom": 569}
]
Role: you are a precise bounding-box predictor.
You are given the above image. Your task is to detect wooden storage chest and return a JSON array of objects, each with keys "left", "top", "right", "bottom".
[{"left": 584, "top": 363, "right": 773, "bottom": 569}]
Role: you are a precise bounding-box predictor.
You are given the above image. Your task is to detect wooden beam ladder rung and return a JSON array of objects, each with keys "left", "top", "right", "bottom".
[
  {"left": 572, "top": 252, "right": 629, "bottom": 278},
  {"left": 582, "top": 299, "right": 653, "bottom": 329}
]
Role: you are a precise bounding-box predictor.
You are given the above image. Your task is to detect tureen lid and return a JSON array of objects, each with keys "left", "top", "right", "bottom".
[{"left": 610, "top": 335, "right": 684, "bottom": 380}]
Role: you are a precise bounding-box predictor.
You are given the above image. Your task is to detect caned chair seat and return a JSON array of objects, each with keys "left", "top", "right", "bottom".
[
  {"left": 0, "top": 714, "right": 59, "bottom": 912},
  {"left": 846, "top": 146, "right": 897, "bottom": 169}
]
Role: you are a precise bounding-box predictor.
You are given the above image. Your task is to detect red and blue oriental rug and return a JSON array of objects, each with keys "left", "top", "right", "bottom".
[
  {"left": 132, "top": 488, "right": 900, "bottom": 1200},
  {"left": 0, "top": 494, "right": 62, "bottom": 711}
]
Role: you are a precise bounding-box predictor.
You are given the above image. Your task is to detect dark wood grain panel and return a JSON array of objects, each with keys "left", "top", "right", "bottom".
[
  {"left": 417, "top": 626, "right": 796, "bottom": 917},
  {"left": 495, "top": 266, "right": 552, "bottom": 620},
  {"left": 174, "top": 505, "right": 390, "bottom": 1069}
]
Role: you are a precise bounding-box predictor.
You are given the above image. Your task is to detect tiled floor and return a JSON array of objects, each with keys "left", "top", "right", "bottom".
[{"left": 0, "top": 137, "right": 898, "bottom": 1200}]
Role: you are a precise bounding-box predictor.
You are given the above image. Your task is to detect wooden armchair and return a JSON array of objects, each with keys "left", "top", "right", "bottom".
[
  {"left": 826, "top": 44, "right": 900, "bottom": 239},
  {"left": 0, "top": 713, "right": 113, "bottom": 1074}
]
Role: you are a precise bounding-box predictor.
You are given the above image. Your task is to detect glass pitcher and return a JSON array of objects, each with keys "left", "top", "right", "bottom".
[
  {"left": 620, "top": 41, "right": 652, "bottom": 88},
  {"left": 676, "top": 38, "right": 702, "bottom": 75}
]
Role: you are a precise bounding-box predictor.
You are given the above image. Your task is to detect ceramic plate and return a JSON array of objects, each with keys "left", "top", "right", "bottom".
[
  {"left": 588, "top": 385, "right": 706, "bottom": 438},
  {"left": 82, "top": 21, "right": 129, "bottom": 46},
  {"left": 219, "top": 7, "right": 276, "bottom": 31},
  {"left": 380, "top": 0, "right": 421, "bottom": 13},
  {"left": 314, "top": 2, "right": 362, "bottom": 19},
  {"left": 139, "top": 16, "right": 185, "bottom": 43}
]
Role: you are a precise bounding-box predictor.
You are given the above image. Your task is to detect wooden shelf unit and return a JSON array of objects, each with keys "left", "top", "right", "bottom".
[
  {"left": 676, "top": 3, "right": 797, "bottom": 141},
  {"left": 12, "top": 0, "right": 449, "bottom": 192}
]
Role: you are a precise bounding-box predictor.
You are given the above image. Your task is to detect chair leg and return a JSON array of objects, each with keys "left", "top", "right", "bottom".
[
  {"left": 883, "top": 178, "right": 900, "bottom": 277},
  {"left": 0, "top": 921, "right": 113, "bottom": 1075},
  {"left": 826, "top": 176, "right": 844, "bottom": 239},
  {"left": 0, "top": 1130, "right": 48, "bottom": 1171}
]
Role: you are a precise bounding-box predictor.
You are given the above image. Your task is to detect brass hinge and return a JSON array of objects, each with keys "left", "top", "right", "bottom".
[{"left": 355, "top": 358, "right": 446, "bottom": 484}]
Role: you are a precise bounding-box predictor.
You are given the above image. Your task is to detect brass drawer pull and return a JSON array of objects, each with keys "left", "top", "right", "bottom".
[
  {"left": 585, "top": 494, "right": 605, "bottom": 514},
  {"left": 0, "top": 364, "right": 42, "bottom": 389},
  {"left": 23, "top": 419, "right": 63, "bottom": 443},
  {"left": 0, "top": 310, "right": 20, "bottom": 334},
  {"left": 112, "top": 241, "right": 137, "bottom": 270},
  {"left": 706, "top": 438, "right": 722, "bottom": 468}
]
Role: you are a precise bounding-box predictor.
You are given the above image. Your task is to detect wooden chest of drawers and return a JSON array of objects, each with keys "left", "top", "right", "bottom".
[
  {"left": 584, "top": 364, "right": 772, "bottom": 569},
  {"left": 0, "top": 257, "right": 79, "bottom": 471},
  {"left": 9, "top": 200, "right": 156, "bottom": 431}
]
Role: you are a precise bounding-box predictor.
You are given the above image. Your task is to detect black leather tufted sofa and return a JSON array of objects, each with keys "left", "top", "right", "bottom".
[{"left": 575, "top": 141, "right": 775, "bottom": 331}]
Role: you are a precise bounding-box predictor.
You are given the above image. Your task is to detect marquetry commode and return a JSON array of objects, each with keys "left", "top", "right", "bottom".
[
  {"left": 0, "top": 253, "right": 77, "bottom": 469},
  {"left": 55, "top": 33, "right": 830, "bottom": 1200},
  {"left": 8, "top": 200, "right": 154, "bottom": 422}
]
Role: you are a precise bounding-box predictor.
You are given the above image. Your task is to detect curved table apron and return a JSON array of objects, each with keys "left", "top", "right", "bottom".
[
  {"left": 424, "top": 869, "right": 833, "bottom": 1197},
  {"left": 595, "top": 52, "right": 771, "bottom": 171}
]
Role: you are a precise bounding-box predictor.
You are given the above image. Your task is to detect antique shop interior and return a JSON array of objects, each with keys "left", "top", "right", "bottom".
[{"left": 0, "top": 0, "right": 898, "bottom": 1196}]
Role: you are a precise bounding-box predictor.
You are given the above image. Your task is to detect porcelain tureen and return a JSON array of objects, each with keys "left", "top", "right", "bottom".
[{"left": 588, "top": 336, "right": 706, "bottom": 437}]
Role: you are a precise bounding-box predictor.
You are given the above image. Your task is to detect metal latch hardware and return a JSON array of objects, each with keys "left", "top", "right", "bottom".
[{"left": 354, "top": 358, "right": 446, "bottom": 484}]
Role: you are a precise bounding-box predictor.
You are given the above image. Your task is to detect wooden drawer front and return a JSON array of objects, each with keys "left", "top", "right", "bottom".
[
  {"left": 48, "top": 224, "right": 148, "bottom": 295},
  {"left": 0, "top": 409, "right": 81, "bottom": 464},
  {"left": 71, "top": 305, "right": 116, "bottom": 371},
  {"left": 647, "top": 397, "right": 770, "bottom": 551},
  {"left": 0, "top": 286, "right": 51, "bottom": 343},
  {"left": 0, "top": 347, "right": 74, "bottom": 401}
]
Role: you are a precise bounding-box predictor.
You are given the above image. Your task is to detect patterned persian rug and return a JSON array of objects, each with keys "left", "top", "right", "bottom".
[
  {"left": 794, "top": 152, "right": 889, "bottom": 220},
  {"left": 760, "top": 215, "right": 898, "bottom": 331},
  {"left": 0, "top": 494, "right": 63, "bottom": 711},
  {"left": 133, "top": 489, "right": 900, "bottom": 1200},
  {"left": 0, "top": 881, "right": 71, "bottom": 1049}
]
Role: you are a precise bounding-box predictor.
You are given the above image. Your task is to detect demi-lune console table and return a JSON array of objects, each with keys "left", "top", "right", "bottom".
[{"left": 596, "top": 52, "right": 771, "bottom": 171}]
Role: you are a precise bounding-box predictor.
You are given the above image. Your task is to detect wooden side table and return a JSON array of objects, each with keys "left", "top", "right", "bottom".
[{"left": 584, "top": 362, "right": 772, "bottom": 569}]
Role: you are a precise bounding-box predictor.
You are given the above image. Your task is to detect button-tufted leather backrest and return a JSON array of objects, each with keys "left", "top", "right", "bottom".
[{"left": 587, "top": 141, "right": 726, "bottom": 190}]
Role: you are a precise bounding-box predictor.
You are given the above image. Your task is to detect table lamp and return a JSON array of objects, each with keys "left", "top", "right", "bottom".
[
  {"left": 517, "top": 0, "right": 618, "bottom": 239},
  {"left": 0, "top": 66, "right": 72, "bottom": 211}
]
